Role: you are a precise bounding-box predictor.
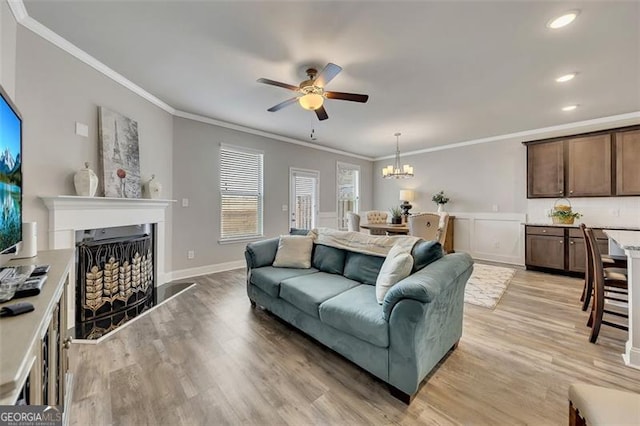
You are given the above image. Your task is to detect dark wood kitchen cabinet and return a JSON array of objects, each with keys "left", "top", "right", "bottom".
[
  {"left": 525, "top": 226, "right": 565, "bottom": 270},
  {"left": 525, "top": 226, "right": 611, "bottom": 274},
  {"left": 566, "top": 134, "right": 612, "bottom": 197},
  {"left": 524, "top": 125, "right": 639, "bottom": 199},
  {"left": 615, "top": 129, "right": 640, "bottom": 196},
  {"left": 527, "top": 141, "right": 564, "bottom": 198}
]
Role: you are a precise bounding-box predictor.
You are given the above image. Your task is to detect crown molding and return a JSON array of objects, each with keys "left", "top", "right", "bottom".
[
  {"left": 374, "top": 111, "right": 640, "bottom": 161},
  {"left": 9, "top": 0, "right": 639, "bottom": 164},
  {"left": 8, "top": 0, "right": 372, "bottom": 162},
  {"left": 174, "top": 110, "right": 374, "bottom": 161}
]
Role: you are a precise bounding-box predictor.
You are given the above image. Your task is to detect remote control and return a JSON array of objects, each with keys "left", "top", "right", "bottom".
[
  {"left": 31, "top": 265, "right": 50, "bottom": 276},
  {"left": 0, "top": 302, "right": 34, "bottom": 317}
]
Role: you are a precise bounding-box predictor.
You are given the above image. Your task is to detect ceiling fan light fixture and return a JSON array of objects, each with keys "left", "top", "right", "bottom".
[{"left": 299, "top": 93, "right": 324, "bottom": 110}]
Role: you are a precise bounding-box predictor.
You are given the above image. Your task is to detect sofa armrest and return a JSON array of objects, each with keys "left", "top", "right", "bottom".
[
  {"left": 245, "top": 237, "right": 279, "bottom": 269},
  {"left": 382, "top": 252, "right": 473, "bottom": 321}
]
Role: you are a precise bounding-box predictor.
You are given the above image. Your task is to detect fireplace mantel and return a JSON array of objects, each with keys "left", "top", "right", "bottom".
[{"left": 41, "top": 195, "right": 175, "bottom": 328}]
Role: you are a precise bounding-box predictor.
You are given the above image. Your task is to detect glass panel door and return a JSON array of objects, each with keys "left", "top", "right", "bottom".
[
  {"left": 289, "top": 168, "right": 319, "bottom": 230},
  {"left": 337, "top": 162, "right": 360, "bottom": 230}
]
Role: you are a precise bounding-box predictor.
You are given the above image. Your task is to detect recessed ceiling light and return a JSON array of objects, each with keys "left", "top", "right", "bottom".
[
  {"left": 556, "top": 73, "right": 577, "bottom": 83},
  {"left": 547, "top": 11, "right": 579, "bottom": 29},
  {"left": 562, "top": 105, "right": 578, "bottom": 111}
]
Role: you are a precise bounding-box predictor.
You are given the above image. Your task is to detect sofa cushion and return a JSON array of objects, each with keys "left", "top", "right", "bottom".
[
  {"left": 319, "top": 285, "right": 389, "bottom": 348},
  {"left": 280, "top": 272, "right": 360, "bottom": 318},
  {"left": 250, "top": 266, "right": 319, "bottom": 298},
  {"left": 411, "top": 240, "right": 444, "bottom": 272},
  {"left": 273, "top": 235, "right": 314, "bottom": 269},
  {"left": 343, "top": 251, "right": 385, "bottom": 285},
  {"left": 376, "top": 244, "right": 414, "bottom": 304},
  {"left": 312, "top": 244, "right": 346, "bottom": 275}
]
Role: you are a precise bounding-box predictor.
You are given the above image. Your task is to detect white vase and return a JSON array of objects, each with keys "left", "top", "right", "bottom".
[
  {"left": 74, "top": 162, "right": 98, "bottom": 197},
  {"left": 145, "top": 174, "right": 162, "bottom": 199},
  {"left": 437, "top": 204, "right": 445, "bottom": 213}
]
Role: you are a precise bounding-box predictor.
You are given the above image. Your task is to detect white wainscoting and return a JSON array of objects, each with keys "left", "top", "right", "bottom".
[
  {"left": 451, "top": 212, "right": 526, "bottom": 266},
  {"left": 318, "top": 211, "right": 338, "bottom": 229}
]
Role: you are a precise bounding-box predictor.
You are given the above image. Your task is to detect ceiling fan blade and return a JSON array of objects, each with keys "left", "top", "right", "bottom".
[
  {"left": 257, "top": 78, "right": 299, "bottom": 91},
  {"left": 315, "top": 105, "right": 329, "bottom": 121},
  {"left": 325, "top": 91, "right": 369, "bottom": 103},
  {"left": 314, "top": 63, "right": 342, "bottom": 87},
  {"left": 267, "top": 97, "right": 299, "bottom": 112}
]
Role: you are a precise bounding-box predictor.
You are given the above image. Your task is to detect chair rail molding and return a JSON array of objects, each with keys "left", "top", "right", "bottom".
[{"left": 451, "top": 212, "right": 526, "bottom": 265}]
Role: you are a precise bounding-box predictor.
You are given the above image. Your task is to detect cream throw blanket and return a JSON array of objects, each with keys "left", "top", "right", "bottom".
[{"left": 308, "top": 227, "right": 420, "bottom": 257}]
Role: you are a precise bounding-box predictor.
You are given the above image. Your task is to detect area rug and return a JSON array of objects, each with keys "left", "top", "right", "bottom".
[{"left": 464, "top": 264, "right": 516, "bottom": 309}]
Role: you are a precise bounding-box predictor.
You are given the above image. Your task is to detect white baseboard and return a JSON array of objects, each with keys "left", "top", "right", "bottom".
[{"left": 169, "top": 260, "right": 245, "bottom": 281}]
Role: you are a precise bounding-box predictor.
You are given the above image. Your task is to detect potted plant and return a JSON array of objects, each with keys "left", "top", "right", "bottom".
[
  {"left": 389, "top": 206, "right": 402, "bottom": 224},
  {"left": 432, "top": 191, "right": 450, "bottom": 213}
]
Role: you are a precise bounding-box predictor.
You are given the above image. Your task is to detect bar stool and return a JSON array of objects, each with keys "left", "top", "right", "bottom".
[{"left": 585, "top": 227, "right": 628, "bottom": 344}]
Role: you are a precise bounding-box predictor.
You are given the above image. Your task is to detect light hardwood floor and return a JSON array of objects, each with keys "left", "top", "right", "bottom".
[{"left": 69, "top": 266, "right": 640, "bottom": 425}]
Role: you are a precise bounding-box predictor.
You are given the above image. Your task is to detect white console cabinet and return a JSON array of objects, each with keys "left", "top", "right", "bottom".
[{"left": 0, "top": 249, "right": 74, "bottom": 423}]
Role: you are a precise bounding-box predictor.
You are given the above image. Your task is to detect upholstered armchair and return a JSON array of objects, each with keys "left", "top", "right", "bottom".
[{"left": 365, "top": 211, "right": 388, "bottom": 235}]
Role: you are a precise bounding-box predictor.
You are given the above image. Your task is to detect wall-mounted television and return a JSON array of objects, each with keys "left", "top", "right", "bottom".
[{"left": 0, "top": 83, "right": 23, "bottom": 258}]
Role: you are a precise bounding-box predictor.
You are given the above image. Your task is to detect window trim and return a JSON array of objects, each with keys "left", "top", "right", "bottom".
[{"left": 219, "top": 143, "right": 264, "bottom": 242}]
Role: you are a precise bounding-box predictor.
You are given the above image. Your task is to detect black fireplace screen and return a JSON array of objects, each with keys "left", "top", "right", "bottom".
[{"left": 76, "top": 234, "right": 154, "bottom": 339}]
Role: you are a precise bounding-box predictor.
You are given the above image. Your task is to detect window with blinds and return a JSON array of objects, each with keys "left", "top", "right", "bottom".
[
  {"left": 289, "top": 168, "right": 319, "bottom": 230},
  {"left": 220, "top": 145, "right": 264, "bottom": 241}
]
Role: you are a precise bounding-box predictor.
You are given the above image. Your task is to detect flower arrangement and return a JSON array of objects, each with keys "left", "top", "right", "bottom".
[
  {"left": 432, "top": 191, "right": 450, "bottom": 205},
  {"left": 389, "top": 206, "right": 402, "bottom": 218}
]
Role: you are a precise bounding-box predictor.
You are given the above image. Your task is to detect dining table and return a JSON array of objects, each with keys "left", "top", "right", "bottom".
[
  {"left": 359, "top": 223, "right": 409, "bottom": 235},
  {"left": 604, "top": 230, "right": 640, "bottom": 370}
]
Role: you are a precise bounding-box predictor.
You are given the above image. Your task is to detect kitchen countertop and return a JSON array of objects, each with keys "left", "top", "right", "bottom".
[
  {"left": 603, "top": 230, "right": 640, "bottom": 251},
  {"left": 523, "top": 222, "right": 640, "bottom": 231}
]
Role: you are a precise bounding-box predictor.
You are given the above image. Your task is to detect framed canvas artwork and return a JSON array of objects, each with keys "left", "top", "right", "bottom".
[{"left": 98, "top": 107, "right": 142, "bottom": 198}]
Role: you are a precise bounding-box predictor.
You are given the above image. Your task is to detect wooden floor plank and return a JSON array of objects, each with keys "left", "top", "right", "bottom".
[{"left": 69, "top": 266, "right": 640, "bottom": 425}]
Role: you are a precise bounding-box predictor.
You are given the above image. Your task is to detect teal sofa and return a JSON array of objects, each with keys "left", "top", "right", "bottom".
[{"left": 245, "top": 236, "right": 473, "bottom": 403}]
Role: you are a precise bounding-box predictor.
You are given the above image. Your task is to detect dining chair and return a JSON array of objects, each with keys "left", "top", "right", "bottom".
[
  {"left": 579, "top": 223, "right": 627, "bottom": 311},
  {"left": 569, "top": 383, "right": 640, "bottom": 426},
  {"left": 585, "top": 227, "right": 628, "bottom": 344},
  {"left": 347, "top": 212, "right": 360, "bottom": 232},
  {"left": 409, "top": 213, "right": 448, "bottom": 246},
  {"left": 365, "top": 211, "right": 388, "bottom": 235}
]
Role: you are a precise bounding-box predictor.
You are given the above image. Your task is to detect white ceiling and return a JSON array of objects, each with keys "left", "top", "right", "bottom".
[{"left": 24, "top": 1, "right": 640, "bottom": 158}]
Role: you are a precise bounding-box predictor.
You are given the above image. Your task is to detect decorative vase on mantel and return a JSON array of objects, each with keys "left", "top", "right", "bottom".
[
  {"left": 145, "top": 174, "right": 162, "bottom": 199},
  {"left": 437, "top": 203, "right": 445, "bottom": 213},
  {"left": 74, "top": 162, "right": 98, "bottom": 197}
]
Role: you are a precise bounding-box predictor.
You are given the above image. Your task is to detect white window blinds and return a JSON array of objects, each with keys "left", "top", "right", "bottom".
[
  {"left": 293, "top": 174, "right": 316, "bottom": 230},
  {"left": 220, "top": 145, "right": 264, "bottom": 241}
]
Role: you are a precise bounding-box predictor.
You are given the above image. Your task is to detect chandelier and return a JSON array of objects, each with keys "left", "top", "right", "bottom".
[{"left": 382, "top": 132, "right": 414, "bottom": 179}]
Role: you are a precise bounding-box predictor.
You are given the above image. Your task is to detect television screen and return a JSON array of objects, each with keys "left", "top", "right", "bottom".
[{"left": 0, "top": 84, "right": 22, "bottom": 255}]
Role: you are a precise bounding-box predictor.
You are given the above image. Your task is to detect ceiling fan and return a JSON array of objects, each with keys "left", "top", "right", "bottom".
[{"left": 257, "top": 63, "right": 369, "bottom": 121}]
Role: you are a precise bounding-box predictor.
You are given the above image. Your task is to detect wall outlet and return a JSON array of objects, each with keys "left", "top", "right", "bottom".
[
  {"left": 609, "top": 208, "right": 620, "bottom": 217},
  {"left": 182, "top": 198, "right": 189, "bottom": 207},
  {"left": 282, "top": 204, "right": 288, "bottom": 212},
  {"left": 493, "top": 241, "right": 500, "bottom": 249},
  {"left": 187, "top": 250, "right": 195, "bottom": 259},
  {"left": 492, "top": 204, "right": 499, "bottom": 212}
]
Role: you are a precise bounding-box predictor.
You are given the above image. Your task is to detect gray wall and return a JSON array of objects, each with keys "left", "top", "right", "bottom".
[
  {"left": 14, "top": 27, "right": 174, "bottom": 272},
  {"left": 172, "top": 116, "right": 373, "bottom": 271},
  {"left": 373, "top": 140, "right": 527, "bottom": 214}
]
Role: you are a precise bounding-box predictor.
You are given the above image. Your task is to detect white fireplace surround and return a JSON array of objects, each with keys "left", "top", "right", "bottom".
[{"left": 41, "top": 195, "right": 174, "bottom": 327}]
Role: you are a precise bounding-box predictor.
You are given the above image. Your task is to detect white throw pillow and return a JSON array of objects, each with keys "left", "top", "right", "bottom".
[
  {"left": 376, "top": 244, "right": 414, "bottom": 304},
  {"left": 272, "top": 235, "right": 314, "bottom": 269}
]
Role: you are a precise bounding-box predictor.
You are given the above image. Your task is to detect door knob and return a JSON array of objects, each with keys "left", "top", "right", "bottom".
[{"left": 63, "top": 337, "right": 72, "bottom": 349}]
